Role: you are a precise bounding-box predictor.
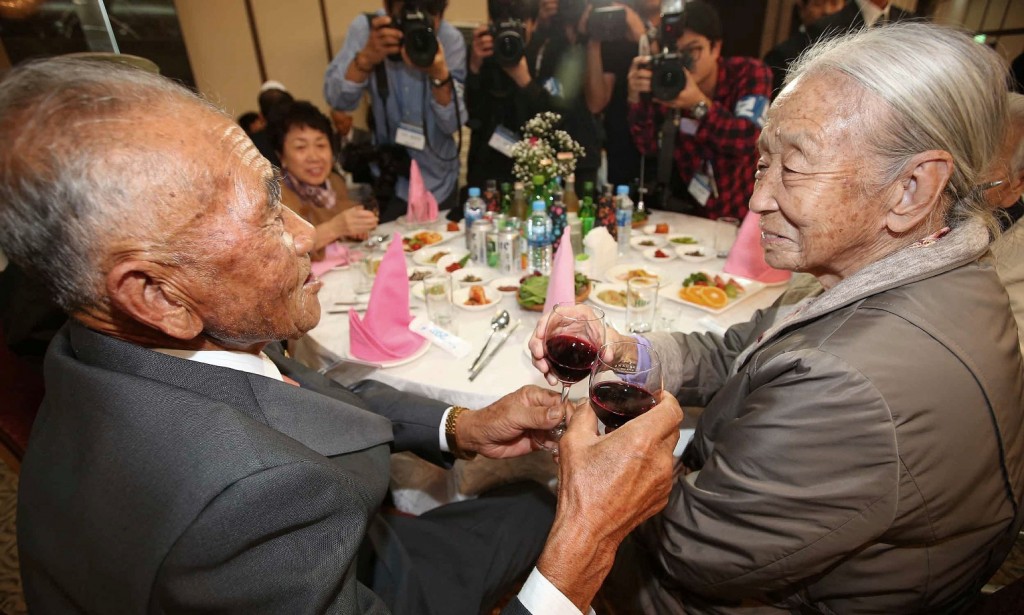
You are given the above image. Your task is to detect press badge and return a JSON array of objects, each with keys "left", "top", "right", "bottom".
[
  {"left": 488, "top": 125, "right": 519, "bottom": 158},
  {"left": 395, "top": 122, "right": 425, "bottom": 151},
  {"left": 688, "top": 172, "right": 713, "bottom": 207},
  {"left": 678, "top": 118, "right": 700, "bottom": 136}
]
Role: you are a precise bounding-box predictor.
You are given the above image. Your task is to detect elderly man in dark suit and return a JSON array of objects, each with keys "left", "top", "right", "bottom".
[{"left": 0, "top": 57, "right": 682, "bottom": 614}]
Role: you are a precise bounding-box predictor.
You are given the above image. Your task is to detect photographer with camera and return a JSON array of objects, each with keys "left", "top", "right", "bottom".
[
  {"left": 325, "top": 0, "right": 465, "bottom": 223},
  {"left": 626, "top": 0, "right": 770, "bottom": 221},
  {"left": 466, "top": 0, "right": 601, "bottom": 189}
]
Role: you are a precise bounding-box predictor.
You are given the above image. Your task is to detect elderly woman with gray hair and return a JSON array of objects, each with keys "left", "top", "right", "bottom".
[{"left": 530, "top": 22, "right": 1024, "bottom": 612}]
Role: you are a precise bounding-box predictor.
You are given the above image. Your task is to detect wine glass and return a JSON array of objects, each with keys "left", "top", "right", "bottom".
[
  {"left": 534, "top": 302, "right": 605, "bottom": 451},
  {"left": 589, "top": 340, "right": 663, "bottom": 432}
]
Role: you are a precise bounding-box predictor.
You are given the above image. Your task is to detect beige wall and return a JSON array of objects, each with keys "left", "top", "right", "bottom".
[{"left": 175, "top": 0, "right": 487, "bottom": 119}]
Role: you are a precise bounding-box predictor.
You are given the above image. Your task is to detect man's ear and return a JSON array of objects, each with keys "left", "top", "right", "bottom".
[
  {"left": 106, "top": 260, "right": 204, "bottom": 341},
  {"left": 885, "top": 149, "right": 954, "bottom": 235}
]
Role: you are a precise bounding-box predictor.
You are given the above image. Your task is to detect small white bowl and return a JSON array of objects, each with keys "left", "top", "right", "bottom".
[
  {"left": 665, "top": 234, "right": 702, "bottom": 248},
  {"left": 490, "top": 277, "right": 521, "bottom": 294},
  {"left": 407, "top": 267, "right": 435, "bottom": 284},
  {"left": 452, "top": 266, "right": 495, "bottom": 286},
  {"left": 676, "top": 245, "right": 714, "bottom": 262},
  {"left": 630, "top": 235, "right": 666, "bottom": 250},
  {"left": 643, "top": 246, "right": 677, "bottom": 262},
  {"left": 453, "top": 285, "right": 500, "bottom": 311},
  {"left": 434, "top": 251, "right": 475, "bottom": 272}
]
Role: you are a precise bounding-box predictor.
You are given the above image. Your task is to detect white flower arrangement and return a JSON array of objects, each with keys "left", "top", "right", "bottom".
[{"left": 510, "top": 112, "right": 586, "bottom": 185}]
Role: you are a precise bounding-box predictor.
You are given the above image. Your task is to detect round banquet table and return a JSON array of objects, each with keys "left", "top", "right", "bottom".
[{"left": 292, "top": 210, "right": 789, "bottom": 512}]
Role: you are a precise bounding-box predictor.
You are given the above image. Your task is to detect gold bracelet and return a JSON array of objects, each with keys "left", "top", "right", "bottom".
[{"left": 444, "top": 406, "right": 477, "bottom": 460}]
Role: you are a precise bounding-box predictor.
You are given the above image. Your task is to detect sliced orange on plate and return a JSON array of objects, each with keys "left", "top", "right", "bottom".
[{"left": 678, "top": 285, "right": 729, "bottom": 309}]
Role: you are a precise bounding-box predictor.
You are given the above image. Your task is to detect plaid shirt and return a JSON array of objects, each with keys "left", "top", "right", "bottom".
[{"left": 628, "top": 56, "right": 772, "bottom": 220}]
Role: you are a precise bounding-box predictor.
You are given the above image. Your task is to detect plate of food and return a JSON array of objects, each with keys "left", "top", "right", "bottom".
[
  {"left": 660, "top": 271, "right": 765, "bottom": 314},
  {"left": 412, "top": 246, "right": 467, "bottom": 266},
  {"left": 676, "top": 245, "right": 714, "bottom": 262},
  {"left": 643, "top": 223, "right": 672, "bottom": 235},
  {"left": 401, "top": 227, "right": 462, "bottom": 253},
  {"left": 643, "top": 247, "right": 677, "bottom": 263},
  {"left": 407, "top": 267, "right": 435, "bottom": 284},
  {"left": 452, "top": 266, "right": 495, "bottom": 286},
  {"left": 665, "top": 233, "right": 703, "bottom": 247},
  {"left": 517, "top": 272, "right": 592, "bottom": 312},
  {"left": 435, "top": 252, "right": 475, "bottom": 273},
  {"left": 588, "top": 282, "right": 629, "bottom": 312},
  {"left": 603, "top": 264, "right": 665, "bottom": 284},
  {"left": 490, "top": 276, "right": 521, "bottom": 295},
  {"left": 630, "top": 235, "right": 666, "bottom": 250},
  {"left": 454, "top": 284, "right": 501, "bottom": 311}
]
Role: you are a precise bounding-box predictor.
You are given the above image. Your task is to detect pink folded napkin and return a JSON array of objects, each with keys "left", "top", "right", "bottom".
[
  {"left": 723, "top": 212, "right": 792, "bottom": 285},
  {"left": 544, "top": 227, "right": 576, "bottom": 313},
  {"left": 311, "top": 243, "right": 352, "bottom": 278},
  {"left": 349, "top": 234, "right": 425, "bottom": 362},
  {"left": 406, "top": 159, "right": 438, "bottom": 224}
]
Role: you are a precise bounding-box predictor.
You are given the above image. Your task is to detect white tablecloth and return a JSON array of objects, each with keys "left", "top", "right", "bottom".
[{"left": 292, "top": 211, "right": 787, "bottom": 512}]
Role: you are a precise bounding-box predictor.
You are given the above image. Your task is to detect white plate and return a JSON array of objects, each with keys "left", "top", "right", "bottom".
[
  {"left": 604, "top": 263, "right": 665, "bottom": 284},
  {"left": 588, "top": 282, "right": 629, "bottom": 312},
  {"left": 348, "top": 337, "right": 431, "bottom": 368},
  {"left": 452, "top": 266, "right": 495, "bottom": 286},
  {"left": 665, "top": 233, "right": 703, "bottom": 248},
  {"left": 435, "top": 252, "right": 476, "bottom": 272},
  {"left": 453, "top": 285, "right": 501, "bottom": 311},
  {"left": 643, "top": 223, "right": 673, "bottom": 235},
  {"left": 676, "top": 245, "right": 714, "bottom": 262},
  {"left": 401, "top": 228, "right": 462, "bottom": 253},
  {"left": 659, "top": 273, "right": 766, "bottom": 315},
  {"left": 407, "top": 267, "right": 435, "bottom": 284},
  {"left": 413, "top": 246, "right": 467, "bottom": 266},
  {"left": 490, "top": 276, "right": 521, "bottom": 294},
  {"left": 630, "top": 235, "right": 665, "bottom": 250},
  {"left": 642, "top": 247, "right": 677, "bottom": 263}
]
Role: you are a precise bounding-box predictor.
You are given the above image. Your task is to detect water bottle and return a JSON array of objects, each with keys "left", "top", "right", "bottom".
[
  {"left": 526, "top": 200, "right": 553, "bottom": 275},
  {"left": 464, "top": 187, "right": 485, "bottom": 249},
  {"left": 615, "top": 185, "right": 633, "bottom": 257}
]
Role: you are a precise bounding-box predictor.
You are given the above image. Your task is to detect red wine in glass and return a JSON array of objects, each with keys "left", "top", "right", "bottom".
[
  {"left": 545, "top": 334, "right": 599, "bottom": 384},
  {"left": 590, "top": 381, "right": 658, "bottom": 429}
]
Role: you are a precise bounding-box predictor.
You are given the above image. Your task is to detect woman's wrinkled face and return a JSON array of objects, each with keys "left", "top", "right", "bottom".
[
  {"left": 749, "top": 72, "right": 892, "bottom": 288},
  {"left": 280, "top": 124, "right": 332, "bottom": 186}
]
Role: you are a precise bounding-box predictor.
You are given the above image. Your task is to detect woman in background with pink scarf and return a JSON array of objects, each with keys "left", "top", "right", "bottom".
[{"left": 272, "top": 101, "right": 378, "bottom": 261}]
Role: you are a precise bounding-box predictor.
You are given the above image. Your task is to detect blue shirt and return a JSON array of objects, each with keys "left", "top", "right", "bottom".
[{"left": 325, "top": 11, "right": 466, "bottom": 204}]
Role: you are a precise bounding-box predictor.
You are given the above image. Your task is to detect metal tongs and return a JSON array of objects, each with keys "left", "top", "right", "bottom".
[{"left": 469, "top": 320, "right": 520, "bottom": 381}]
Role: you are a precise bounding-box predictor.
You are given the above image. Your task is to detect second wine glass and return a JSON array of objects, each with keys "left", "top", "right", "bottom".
[
  {"left": 589, "top": 339, "right": 663, "bottom": 432},
  {"left": 536, "top": 302, "right": 606, "bottom": 449}
]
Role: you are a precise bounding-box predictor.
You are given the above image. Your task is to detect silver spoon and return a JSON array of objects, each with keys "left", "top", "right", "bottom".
[{"left": 469, "top": 309, "right": 511, "bottom": 372}]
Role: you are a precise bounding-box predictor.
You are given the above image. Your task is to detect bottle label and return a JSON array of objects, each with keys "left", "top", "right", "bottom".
[{"left": 617, "top": 210, "right": 632, "bottom": 227}]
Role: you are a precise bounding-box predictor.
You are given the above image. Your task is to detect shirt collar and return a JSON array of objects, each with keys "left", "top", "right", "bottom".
[
  {"left": 153, "top": 348, "right": 284, "bottom": 382},
  {"left": 855, "top": 0, "right": 889, "bottom": 27}
]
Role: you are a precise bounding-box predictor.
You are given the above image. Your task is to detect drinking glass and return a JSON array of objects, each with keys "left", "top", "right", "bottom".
[
  {"left": 714, "top": 216, "right": 740, "bottom": 258},
  {"left": 534, "top": 303, "right": 606, "bottom": 451},
  {"left": 590, "top": 340, "right": 663, "bottom": 432},
  {"left": 422, "top": 273, "right": 456, "bottom": 332},
  {"left": 348, "top": 182, "right": 380, "bottom": 217},
  {"left": 625, "top": 277, "right": 660, "bottom": 333}
]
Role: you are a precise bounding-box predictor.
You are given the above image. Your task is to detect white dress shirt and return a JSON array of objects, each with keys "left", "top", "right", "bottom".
[{"left": 855, "top": 0, "right": 890, "bottom": 27}]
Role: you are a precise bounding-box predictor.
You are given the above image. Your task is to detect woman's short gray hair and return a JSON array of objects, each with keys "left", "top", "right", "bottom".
[
  {"left": 0, "top": 57, "right": 213, "bottom": 312},
  {"left": 786, "top": 22, "right": 1010, "bottom": 232}
]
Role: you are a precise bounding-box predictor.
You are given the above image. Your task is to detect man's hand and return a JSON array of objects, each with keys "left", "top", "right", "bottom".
[
  {"left": 406, "top": 35, "right": 449, "bottom": 83},
  {"left": 663, "top": 65, "right": 709, "bottom": 111},
  {"left": 457, "top": 386, "right": 564, "bottom": 458},
  {"left": 332, "top": 206, "right": 378, "bottom": 240},
  {"left": 360, "top": 16, "right": 402, "bottom": 67},
  {"left": 469, "top": 24, "right": 493, "bottom": 75},
  {"left": 627, "top": 54, "right": 652, "bottom": 104},
  {"left": 528, "top": 305, "right": 628, "bottom": 386},
  {"left": 536, "top": 392, "right": 684, "bottom": 610}
]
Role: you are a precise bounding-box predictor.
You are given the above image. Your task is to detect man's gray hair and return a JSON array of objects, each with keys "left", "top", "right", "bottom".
[
  {"left": 786, "top": 22, "right": 1009, "bottom": 231},
  {"left": 0, "top": 57, "right": 216, "bottom": 312}
]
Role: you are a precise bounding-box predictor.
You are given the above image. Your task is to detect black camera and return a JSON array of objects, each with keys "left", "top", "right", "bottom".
[
  {"left": 490, "top": 19, "right": 525, "bottom": 68},
  {"left": 388, "top": 6, "right": 438, "bottom": 68},
  {"left": 588, "top": 6, "right": 627, "bottom": 42},
  {"left": 648, "top": 51, "right": 693, "bottom": 101}
]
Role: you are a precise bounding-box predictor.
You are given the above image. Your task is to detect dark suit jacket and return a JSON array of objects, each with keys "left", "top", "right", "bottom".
[
  {"left": 763, "top": 29, "right": 813, "bottom": 99},
  {"left": 17, "top": 321, "right": 459, "bottom": 613}
]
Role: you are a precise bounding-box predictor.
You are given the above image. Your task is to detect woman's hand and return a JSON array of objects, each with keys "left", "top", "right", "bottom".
[{"left": 332, "top": 206, "right": 378, "bottom": 240}]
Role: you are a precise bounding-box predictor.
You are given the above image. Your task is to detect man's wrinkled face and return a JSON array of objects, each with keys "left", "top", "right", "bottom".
[
  {"left": 749, "top": 72, "right": 891, "bottom": 285},
  {"left": 172, "top": 115, "right": 323, "bottom": 346}
]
